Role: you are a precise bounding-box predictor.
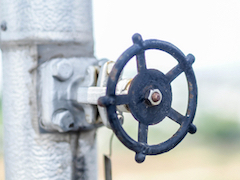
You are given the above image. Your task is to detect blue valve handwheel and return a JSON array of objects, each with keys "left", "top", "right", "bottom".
[{"left": 98, "top": 33, "right": 198, "bottom": 163}]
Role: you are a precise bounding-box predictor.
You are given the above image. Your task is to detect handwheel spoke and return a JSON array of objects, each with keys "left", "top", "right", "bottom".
[
  {"left": 138, "top": 123, "right": 148, "bottom": 143},
  {"left": 168, "top": 108, "right": 185, "bottom": 125},
  {"left": 165, "top": 63, "right": 184, "bottom": 83},
  {"left": 167, "top": 108, "right": 196, "bottom": 134},
  {"left": 165, "top": 54, "right": 195, "bottom": 83},
  {"left": 115, "top": 94, "right": 130, "bottom": 105},
  {"left": 135, "top": 122, "right": 148, "bottom": 163},
  {"left": 136, "top": 51, "right": 147, "bottom": 73},
  {"left": 132, "top": 33, "right": 147, "bottom": 73}
]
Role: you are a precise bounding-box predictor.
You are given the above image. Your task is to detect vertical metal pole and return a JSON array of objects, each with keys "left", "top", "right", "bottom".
[{"left": 1, "top": 0, "right": 97, "bottom": 179}]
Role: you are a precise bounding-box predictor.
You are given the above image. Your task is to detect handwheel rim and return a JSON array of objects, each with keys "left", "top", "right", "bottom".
[{"left": 105, "top": 33, "right": 197, "bottom": 157}]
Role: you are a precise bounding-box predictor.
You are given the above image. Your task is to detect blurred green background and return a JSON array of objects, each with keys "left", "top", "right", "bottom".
[
  {"left": 1, "top": 106, "right": 240, "bottom": 179},
  {"left": 96, "top": 112, "right": 240, "bottom": 180}
]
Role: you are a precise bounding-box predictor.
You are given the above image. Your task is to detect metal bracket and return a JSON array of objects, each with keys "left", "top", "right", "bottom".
[
  {"left": 38, "top": 57, "right": 98, "bottom": 132},
  {"left": 76, "top": 61, "right": 130, "bottom": 128},
  {"left": 38, "top": 58, "right": 131, "bottom": 132}
]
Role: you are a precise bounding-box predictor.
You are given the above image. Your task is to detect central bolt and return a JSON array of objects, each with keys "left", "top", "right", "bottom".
[
  {"left": 152, "top": 92, "right": 161, "bottom": 102},
  {"left": 147, "top": 89, "right": 162, "bottom": 106}
]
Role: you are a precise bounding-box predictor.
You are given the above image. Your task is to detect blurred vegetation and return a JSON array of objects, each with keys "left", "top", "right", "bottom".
[
  {"left": 120, "top": 111, "right": 240, "bottom": 147},
  {"left": 0, "top": 105, "right": 239, "bottom": 155},
  {"left": 197, "top": 112, "right": 240, "bottom": 144},
  {"left": 97, "top": 112, "right": 240, "bottom": 180}
]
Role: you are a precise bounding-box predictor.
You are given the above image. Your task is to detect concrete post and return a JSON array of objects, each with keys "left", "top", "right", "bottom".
[{"left": 1, "top": 0, "right": 97, "bottom": 179}]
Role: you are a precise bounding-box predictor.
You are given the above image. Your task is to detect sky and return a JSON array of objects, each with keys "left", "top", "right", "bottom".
[{"left": 93, "top": 0, "right": 240, "bottom": 68}]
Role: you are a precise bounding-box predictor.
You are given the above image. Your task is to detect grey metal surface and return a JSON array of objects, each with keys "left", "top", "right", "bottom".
[
  {"left": 77, "top": 87, "right": 107, "bottom": 105},
  {"left": 74, "top": 130, "right": 97, "bottom": 180},
  {"left": 0, "top": 0, "right": 93, "bottom": 44},
  {"left": 1, "top": 0, "right": 98, "bottom": 179},
  {"left": 2, "top": 45, "right": 74, "bottom": 179},
  {"left": 2, "top": 38, "right": 98, "bottom": 180},
  {"left": 104, "top": 155, "right": 112, "bottom": 180}
]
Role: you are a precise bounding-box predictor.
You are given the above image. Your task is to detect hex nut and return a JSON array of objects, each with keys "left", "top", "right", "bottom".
[
  {"left": 52, "top": 60, "right": 73, "bottom": 81},
  {"left": 52, "top": 110, "right": 75, "bottom": 132},
  {"left": 147, "top": 89, "right": 162, "bottom": 106}
]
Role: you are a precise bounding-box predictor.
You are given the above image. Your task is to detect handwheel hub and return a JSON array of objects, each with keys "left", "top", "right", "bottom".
[{"left": 128, "top": 69, "right": 172, "bottom": 125}]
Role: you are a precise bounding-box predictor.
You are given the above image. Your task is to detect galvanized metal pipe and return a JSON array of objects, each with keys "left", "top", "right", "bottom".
[{"left": 1, "top": 0, "right": 97, "bottom": 179}]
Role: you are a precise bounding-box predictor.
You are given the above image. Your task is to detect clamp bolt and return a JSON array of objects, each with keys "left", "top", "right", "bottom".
[
  {"left": 1, "top": 21, "right": 7, "bottom": 31},
  {"left": 52, "top": 110, "right": 75, "bottom": 132},
  {"left": 52, "top": 60, "right": 73, "bottom": 81}
]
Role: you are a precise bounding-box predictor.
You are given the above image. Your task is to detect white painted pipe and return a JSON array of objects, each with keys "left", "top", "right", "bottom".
[{"left": 1, "top": 0, "right": 97, "bottom": 179}]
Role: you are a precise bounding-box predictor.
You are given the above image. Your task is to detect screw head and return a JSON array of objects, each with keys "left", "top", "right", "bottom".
[
  {"left": 52, "top": 110, "right": 75, "bottom": 132},
  {"left": 1, "top": 21, "right": 7, "bottom": 31},
  {"left": 52, "top": 60, "right": 73, "bottom": 81},
  {"left": 147, "top": 89, "right": 162, "bottom": 106}
]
